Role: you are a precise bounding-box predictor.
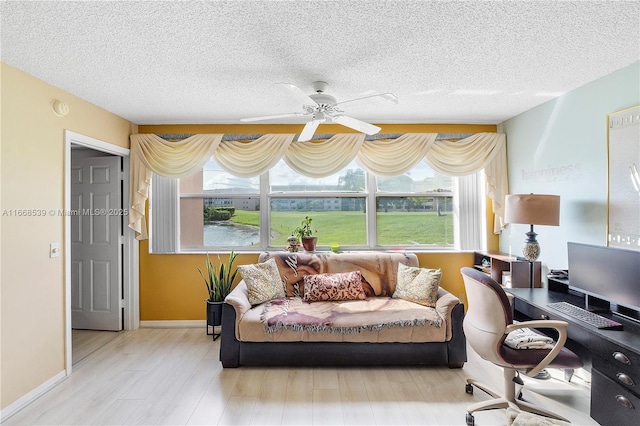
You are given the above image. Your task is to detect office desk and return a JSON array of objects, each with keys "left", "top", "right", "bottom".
[{"left": 506, "top": 287, "right": 640, "bottom": 426}]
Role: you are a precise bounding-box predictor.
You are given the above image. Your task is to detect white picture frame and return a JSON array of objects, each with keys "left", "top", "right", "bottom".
[{"left": 607, "top": 105, "right": 640, "bottom": 250}]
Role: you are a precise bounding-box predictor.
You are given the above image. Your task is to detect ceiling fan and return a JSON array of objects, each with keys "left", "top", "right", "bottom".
[{"left": 240, "top": 81, "right": 398, "bottom": 141}]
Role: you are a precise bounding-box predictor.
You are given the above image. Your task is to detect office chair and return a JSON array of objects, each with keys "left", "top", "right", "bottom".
[{"left": 460, "top": 267, "right": 582, "bottom": 426}]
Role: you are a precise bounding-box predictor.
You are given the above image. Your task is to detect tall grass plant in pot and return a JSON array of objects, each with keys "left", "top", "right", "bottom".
[{"left": 198, "top": 251, "right": 238, "bottom": 339}]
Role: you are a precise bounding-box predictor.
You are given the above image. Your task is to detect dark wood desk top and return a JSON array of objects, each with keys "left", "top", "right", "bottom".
[{"left": 506, "top": 288, "right": 640, "bottom": 356}]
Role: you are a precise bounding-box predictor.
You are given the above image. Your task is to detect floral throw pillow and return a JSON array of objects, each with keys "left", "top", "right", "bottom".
[
  {"left": 392, "top": 263, "right": 441, "bottom": 307},
  {"left": 303, "top": 271, "right": 367, "bottom": 302},
  {"left": 238, "top": 257, "right": 285, "bottom": 305}
]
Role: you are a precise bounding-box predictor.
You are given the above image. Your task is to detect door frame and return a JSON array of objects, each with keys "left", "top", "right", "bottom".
[{"left": 64, "top": 130, "right": 139, "bottom": 375}]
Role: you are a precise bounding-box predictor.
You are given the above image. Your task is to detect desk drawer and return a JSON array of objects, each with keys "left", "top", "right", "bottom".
[
  {"left": 594, "top": 355, "right": 640, "bottom": 397},
  {"left": 591, "top": 369, "right": 639, "bottom": 426},
  {"left": 591, "top": 340, "right": 640, "bottom": 378}
]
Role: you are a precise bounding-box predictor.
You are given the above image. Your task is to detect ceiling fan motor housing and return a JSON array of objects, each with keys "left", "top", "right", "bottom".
[
  {"left": 309, "top": 93, "right": 337, "bottom": 106},
  {"left": 312, "top": 80, "right": 329, "bottom": 93}
]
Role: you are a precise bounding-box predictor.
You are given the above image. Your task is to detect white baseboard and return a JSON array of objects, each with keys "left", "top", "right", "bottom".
[
  {"left": 139, "top": 320, "right": 206, "bottom": 328},
  {"left": 0, "top": 370, "right": 66, "bottom": 422}
]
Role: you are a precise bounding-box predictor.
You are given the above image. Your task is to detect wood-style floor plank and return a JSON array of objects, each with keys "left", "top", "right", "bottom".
[
  {"left": 281, "top": 369, "right": 313, "bottom": 425},
  {"left": 337, "top": 369, "right": 376, "bottom": 426},
  {"left": 3, "top": 328, "right": 598, "bottom": 426}
]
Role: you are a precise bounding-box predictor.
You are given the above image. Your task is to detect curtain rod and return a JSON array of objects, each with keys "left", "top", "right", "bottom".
[
  {"left": 157, "top": 133, "right": 473, "bottom": 141},
  {"left": 155, "top": 133, "right": 473, "bottom": 142}
]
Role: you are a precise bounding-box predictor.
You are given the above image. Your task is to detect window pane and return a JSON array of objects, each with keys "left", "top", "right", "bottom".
[
  {"left": 376, "top": 162, "right": 452, "bottom": 193},
  {"left": 270, "top": 159, "right": 366, "bottom": 192},
  {"left": 376, "top": 196, "right": 454, "bottom": 246},
  {"left": 270, "top": 198, "right": 367, "bottom": 247},
  {"left": 199, "top": 158, "right": 259, "bottom": 193},
  {"left": 180, "top": 197, "right": 261, "bottom": 248},
  {"left": 178, "top": 158, "right": 261, "bottom": 249}
]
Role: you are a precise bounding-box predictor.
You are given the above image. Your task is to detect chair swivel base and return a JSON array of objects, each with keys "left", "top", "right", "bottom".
[{"left": 464, "top": 373, "right": 570, "bottom": 426}]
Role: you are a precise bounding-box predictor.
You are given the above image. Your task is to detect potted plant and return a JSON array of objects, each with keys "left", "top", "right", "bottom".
[
  {"left": 198, "top": 251, "right": 238, "bottom": 339},
  {"left": 293, "top": 216, "right": 318, "bottom": 252}
]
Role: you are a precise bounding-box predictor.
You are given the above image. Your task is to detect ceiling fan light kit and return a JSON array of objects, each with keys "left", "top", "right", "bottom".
[{"left": 241, "top": 81, "right": 397, "bottom": 141}]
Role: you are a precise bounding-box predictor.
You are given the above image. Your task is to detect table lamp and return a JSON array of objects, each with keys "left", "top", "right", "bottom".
[{"left": 504, "top": 194, "right": 560, "bottom": 288}]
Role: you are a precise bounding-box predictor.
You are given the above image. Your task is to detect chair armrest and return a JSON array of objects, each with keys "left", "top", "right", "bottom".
[{"left": 505, "top": 320, "right": 569, "bottom": 377}]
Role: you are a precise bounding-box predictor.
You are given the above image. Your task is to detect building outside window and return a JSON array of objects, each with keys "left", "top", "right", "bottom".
[{"left": 173, "top": 157, "right": 468, "bottom": 252}]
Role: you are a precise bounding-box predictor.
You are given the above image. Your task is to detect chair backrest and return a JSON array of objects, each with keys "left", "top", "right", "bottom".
[{"left": 460, "top": 267, "right": 513, "bottom": 365}]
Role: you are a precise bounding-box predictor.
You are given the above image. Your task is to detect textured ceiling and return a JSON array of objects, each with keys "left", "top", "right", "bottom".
[{"left": 1, "top": 1, "right": 639, "bottom": 126}]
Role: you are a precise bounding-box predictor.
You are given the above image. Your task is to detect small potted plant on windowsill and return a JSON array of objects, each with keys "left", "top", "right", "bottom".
[
  {"left": 198, "top": 251, "right": 238, "bottom": 340},
  {"left": 293, "top": 216, "right": 318, "bottom": 252}
]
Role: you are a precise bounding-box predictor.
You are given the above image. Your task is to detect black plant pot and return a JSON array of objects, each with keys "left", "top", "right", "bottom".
[{"left": 206, "top": 301, "right": 223, "bottom": 341}]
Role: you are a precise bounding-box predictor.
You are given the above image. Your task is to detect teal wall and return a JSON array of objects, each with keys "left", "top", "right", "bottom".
[{"left": 500, "top": 61, "right": 639, "bottom": 272}]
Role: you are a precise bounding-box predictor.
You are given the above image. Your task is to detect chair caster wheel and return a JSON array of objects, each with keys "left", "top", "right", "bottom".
[
  {"left": 517, "top": 391, "right": 524, "bottom": 400},
  {"left": 465, "top": 383, "right": 474, "bottom": 394},
  {"left": 466, "top": 412, "right": 475, "bottom": 426}
]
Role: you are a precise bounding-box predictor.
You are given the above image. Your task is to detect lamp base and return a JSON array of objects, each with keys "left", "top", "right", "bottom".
[
  {"left": 522, "top": 241, "right": 540, "bottom": 262},
  {"left": 522, "top": 227, "right": 540, "bottom": 289},
  {"left": 522, "top": 229, "right": 540, "bottom": 262}
]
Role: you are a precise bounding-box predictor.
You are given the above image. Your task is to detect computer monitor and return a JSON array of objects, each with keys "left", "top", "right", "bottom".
[{"left": 567, "top": 242, "right": 640, "bottom": 315}]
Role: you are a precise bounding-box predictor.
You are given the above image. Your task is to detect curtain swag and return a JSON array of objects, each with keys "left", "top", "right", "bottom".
[{"left": 128, "top": 132, "right": 508, "bottom": 240}]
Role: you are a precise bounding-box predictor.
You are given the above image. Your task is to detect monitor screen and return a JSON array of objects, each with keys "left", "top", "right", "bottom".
[{"left": 567, "top": 242, "right": 640, "bottom": 311}]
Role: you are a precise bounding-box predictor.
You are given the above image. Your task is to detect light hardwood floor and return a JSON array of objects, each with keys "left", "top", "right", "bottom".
[
  {"left": 72, "top": 329, "right": 122, "bottom": 365},
  {"left": 4, "top": 328, "right": 598, "bottom": 425}
]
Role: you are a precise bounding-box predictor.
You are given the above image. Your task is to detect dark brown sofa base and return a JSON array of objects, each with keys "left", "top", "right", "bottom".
[{"left": 219, "top": 302, "right": 467, "bottom": 368}]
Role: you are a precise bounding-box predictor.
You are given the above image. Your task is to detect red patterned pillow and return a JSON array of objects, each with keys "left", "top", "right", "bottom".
[{"left": 302, "top": 271, "right": 367, "bottom": 302}]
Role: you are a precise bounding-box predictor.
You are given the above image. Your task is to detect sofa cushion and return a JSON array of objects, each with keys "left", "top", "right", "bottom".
[
  {"left": 237, "top": 297, "right": 447, "bottom": 343},
  {"left": 302, "top": 271, "right": 367, "bottom": 302},
  {"left": 238, "top": 257, "right": 285, "bottom": 305},
  {"left": 393, "top": 263, "right": 441, "bottom": 307}
]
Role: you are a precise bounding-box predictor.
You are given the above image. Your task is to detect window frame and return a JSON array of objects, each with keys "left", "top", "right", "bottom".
[{"left": 153, "top": 165, "right": 485, "bottom": 253}]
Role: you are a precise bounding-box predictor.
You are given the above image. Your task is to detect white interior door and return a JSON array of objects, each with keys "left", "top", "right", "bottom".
[{"left": 71, "top": 156, "right": 123, "bottom": 331}]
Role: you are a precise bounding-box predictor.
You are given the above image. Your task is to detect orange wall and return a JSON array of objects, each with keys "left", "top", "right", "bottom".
[
  {"left": 137, "top": 123, "right": 496, "bottom": 321},
  {"left": 140, "top": 243, "right": 476, "bottom": 320}
]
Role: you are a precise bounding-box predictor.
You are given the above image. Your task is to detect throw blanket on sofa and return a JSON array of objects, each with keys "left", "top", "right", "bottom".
[{"left": 261, "top": 297, "right": 443, "bottom": 334}]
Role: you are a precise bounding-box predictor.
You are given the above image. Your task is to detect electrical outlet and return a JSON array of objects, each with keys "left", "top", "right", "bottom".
[{"left": 50, "top": 243, "right": 60, "bottom": 258}]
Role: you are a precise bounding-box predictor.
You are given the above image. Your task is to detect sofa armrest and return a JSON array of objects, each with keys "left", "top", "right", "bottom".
[
  {"left": 435, "top": 288, "right": 460, "bottom": 318},
  {"left": 436, "top": 288, "right": 461, "bottom": 341},
  {"left": 224, "top": 281, "right": 252, "bottom": 319}
]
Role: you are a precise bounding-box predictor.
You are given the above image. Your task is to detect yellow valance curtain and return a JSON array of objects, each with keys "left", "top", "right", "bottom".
[
  {"left": 284, "top": 134, "right": 366, "bottom": 177},
  {"left": 357, "top": 133, "right": 438, "bottom": 176},
  {"left": 215, "top": 134, "right": 295, "bottom": 177},
  {"left": 425, "top": 133, "right": 509, "bottom": 232},
  {"left": 130, "top": 134, "right": 223, "bottom": 240},
  {"left": 129, "top": 132, "right": 508, "bottom": 240}
]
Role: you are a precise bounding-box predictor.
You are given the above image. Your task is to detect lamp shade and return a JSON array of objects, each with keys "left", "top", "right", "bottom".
[{"left": 504, "top": 194, "right": 560, "bottom": 226}]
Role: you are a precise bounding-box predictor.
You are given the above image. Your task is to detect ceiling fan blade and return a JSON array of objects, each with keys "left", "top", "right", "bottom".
[
  {"left": 336, "top": 93, "right": 398, "bottom": 106},
  {"left": 335, "top": 92, "right": 398, "bottom": 107},
  {"left": 277, "top": 83, "right": 317, "bottom": 105},
  {"left": 332, "top": 115, "right": 381, "bottom": 135},
  {"left": 240, "top": 112, "right": 306, "bottom": 122},
  {"left": 298, "top": 119, "right": 322, "bottom": 141}
]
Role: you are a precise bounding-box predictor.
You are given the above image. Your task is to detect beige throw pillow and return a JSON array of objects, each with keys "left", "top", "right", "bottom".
[
  {"left": 393, "top": 263, "right": 441, "bottom": 307},
  {"left": 239, "top": 257, "right": 285, "bottom": 305}
]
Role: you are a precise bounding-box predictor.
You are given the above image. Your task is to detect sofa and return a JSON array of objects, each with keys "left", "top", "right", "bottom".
[{"left": 219, "top": 251, "right": 467, "bottom": 368}]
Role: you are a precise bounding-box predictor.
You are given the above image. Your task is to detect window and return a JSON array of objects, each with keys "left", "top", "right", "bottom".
[
  {"left": 152, "top": 158, "right": 484, "bottom": 253},
  {"left": 269, "top": 160, "right": 367, "bottom": 247},
  {"left": 178, "top": 158, "right": 261, "bottom": 249},
  {"left": 375, "top": 162, "right": 454, "bottom": 247}
]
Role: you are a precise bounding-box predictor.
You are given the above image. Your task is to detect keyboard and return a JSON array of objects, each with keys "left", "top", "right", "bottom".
[{"left": 547, "top": 301, "right": 623, "bottom": 330}]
